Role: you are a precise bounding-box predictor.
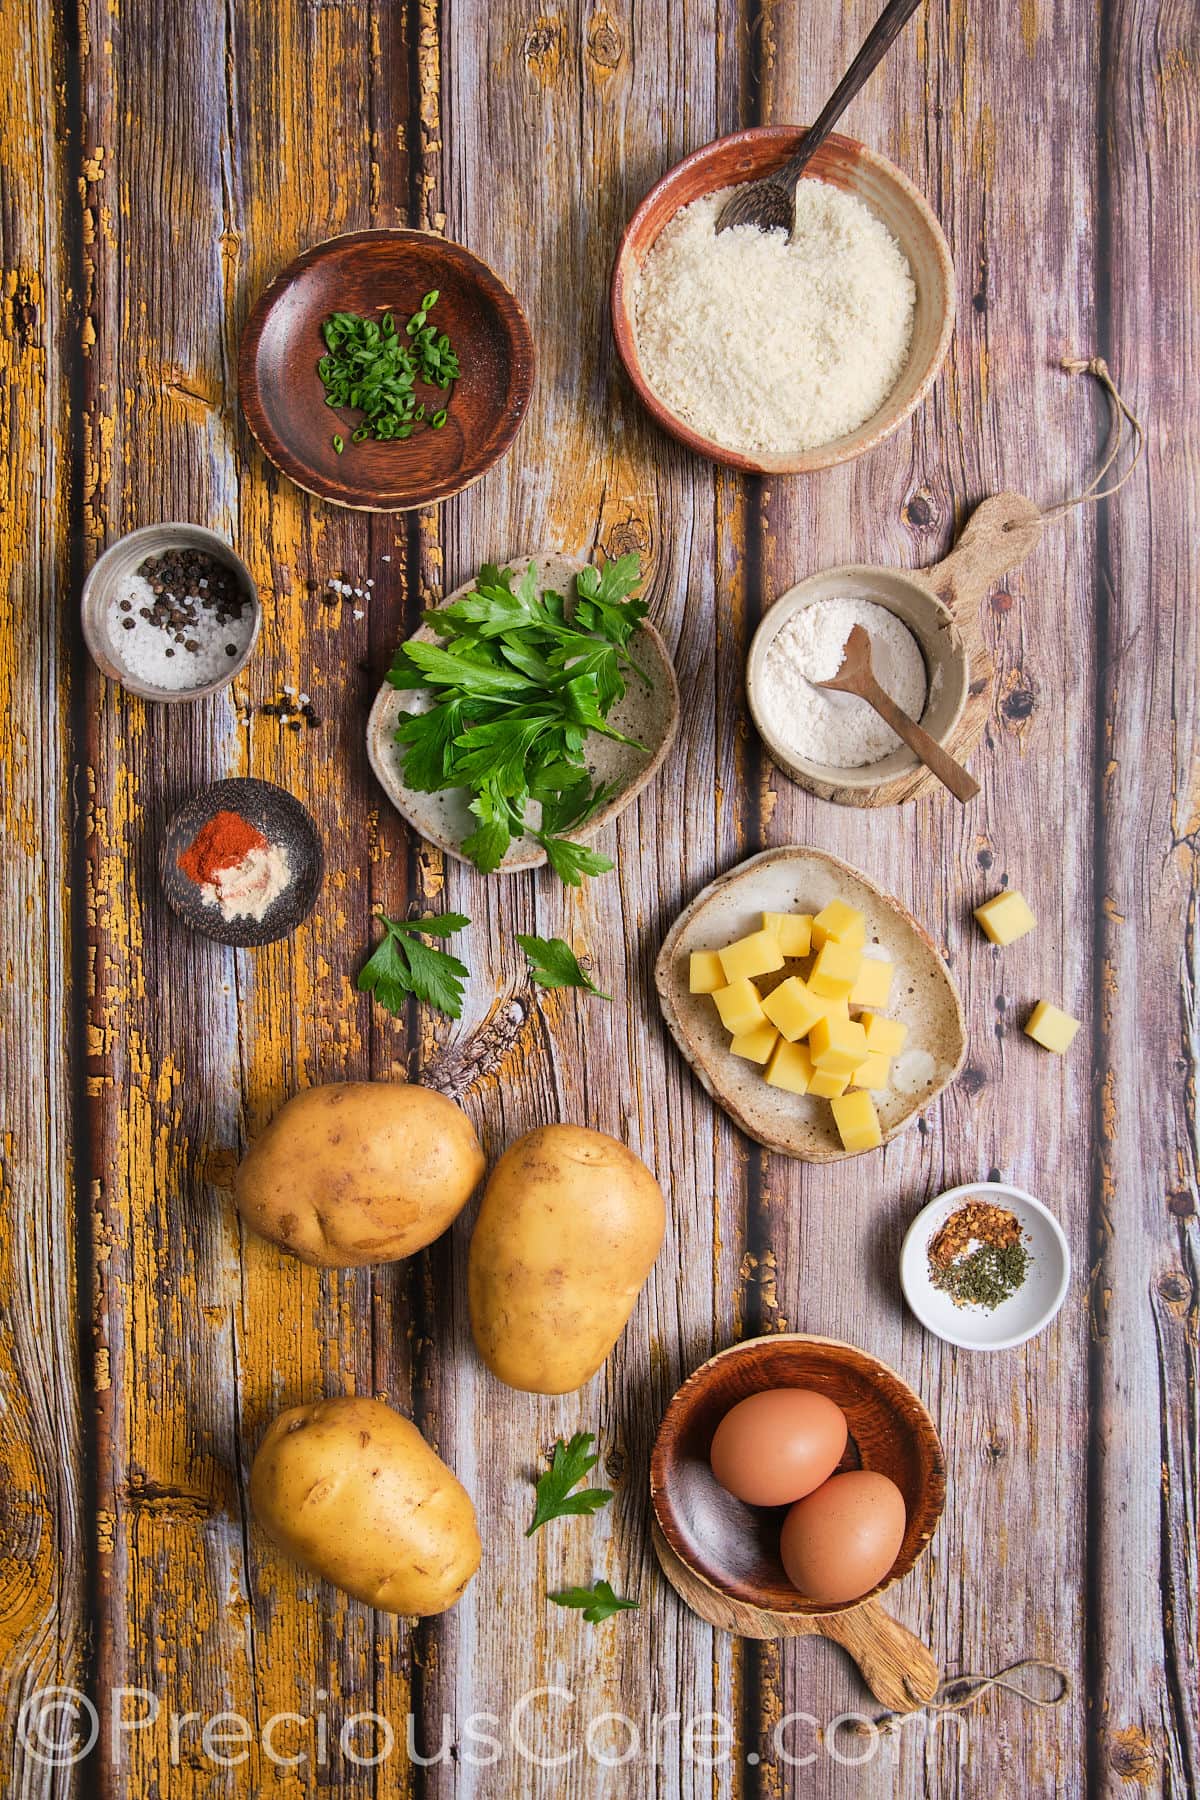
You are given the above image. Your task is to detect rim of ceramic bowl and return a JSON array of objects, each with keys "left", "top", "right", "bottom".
[
  {"left": 899, "top": 1182, "right": 1071, "bottom": 1352},
  {"left": 745, "top": 564, "right": 970, "bottom": 791},
  {"left": 611, "top": 126, "right": 955, "bottom": 475},
  {"left": 81, "top": 523, "right": 261, "bottom": 702}
]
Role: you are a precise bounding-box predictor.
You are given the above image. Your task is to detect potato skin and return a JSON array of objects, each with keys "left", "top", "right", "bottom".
[
  {"left": 235, "top": 1082, "right": 484, "bottom": 1268},
  {"left": 250, "top": 1397, "right": 481, "bottom": 1615},
  {"left": 468, "top": 1124, "right": 666, "bottom": 1393}
]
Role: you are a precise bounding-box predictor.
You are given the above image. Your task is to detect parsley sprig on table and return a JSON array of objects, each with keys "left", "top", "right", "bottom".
[
  {"left": 388, "top": 555, "right": 651, "bottom": 885},
  {"left": 548, "top": 1580, "right": 638, "bottom": 1625},
  {"left": 318, "top": 294, "right": 458, "bottom": 450},
  {"left": 526, "top": 1432, "right": 613, "bottom": 1535},
  {"left": 357, "top": 911, "right": 470, "bottom": 1019},
  {"left": 518, "top": 934, "right": 610, "bottom": 1000}
]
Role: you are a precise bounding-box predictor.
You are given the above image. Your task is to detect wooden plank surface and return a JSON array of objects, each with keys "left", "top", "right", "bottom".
[{"left": 0, "top": 0, "right": 1195, "bottom": 1794}]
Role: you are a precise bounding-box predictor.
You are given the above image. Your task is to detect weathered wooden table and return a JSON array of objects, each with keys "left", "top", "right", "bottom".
[{"left": 3, "top": 0, "right": 1196, "bottom": 1793}]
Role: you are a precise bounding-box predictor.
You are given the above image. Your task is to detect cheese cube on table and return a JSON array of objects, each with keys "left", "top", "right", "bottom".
[
  {"left": 713, "top": 979, "right": 766, "bottom": 1037},
  {"left": 851, "top": 1051, "right": 891, "bottom": 1091},
  {"left": 974, "top": 889, "right": 1036, "bottom": 946},
  {"left": 809, "top": 941, "right": 863, "bottom": 998},
  {"left": 765, "top": 1040, "right": 812, "bottom": 1094},
  {"left": 762, "top": 977, "right": 824, "bottom": 1042},
  {"left": 831, "top": 1089, "right": 883, "bottom": 1151},
  {"left": 1024, "top": 1000, "right": 1081, "bottom": 1053},
  {"left": 808, "top": 1066, "right": 851, "bottom": 1099},
  {"left": 763, "top": 912, "right": 813, "bottom": 958},
  {"left": 729, "top": 1021, "right": 780, "bottom": 1064},
  {"left": 859, "top": 1011, "right": 908, "bottom": 1057},
  {"left": 849, "top": 956, "right": 895, "bottom": 1009},
  {"left": 689, "top": 950, "right": 726, "bottom": 994},
  {"left": 809, "top": 1014, "right": 869, "bottom": 1074},
  {"left": 812, "top": 899, "right": 867, "bottom": 950},
  {"left": 719, "top": 928, "right": 785, "bottom": 984}
]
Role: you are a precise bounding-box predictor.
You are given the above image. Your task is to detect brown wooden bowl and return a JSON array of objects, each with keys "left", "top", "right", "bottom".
[
  {"left": 651, "top": 1334, "right": 946, "bottom": 1617},
  {"left": 239, "top": 230, "right": 535, "bottom": 512},
  {"left": 611, "top": 128, "right": 954, "bottom": 475}
]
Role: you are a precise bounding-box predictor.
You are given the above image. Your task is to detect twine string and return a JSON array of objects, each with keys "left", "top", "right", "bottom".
[
  {"left": 847, "top": 1657, "right": 1071, "bottom": 1737},
  {"left": 1040, "top": 355, "right": 1145, "bottom": 521}
]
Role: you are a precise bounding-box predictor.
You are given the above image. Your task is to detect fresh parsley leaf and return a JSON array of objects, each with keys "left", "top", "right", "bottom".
[
  {"left": 518, "top": 935, "right": 610, "bottom": 1000},
  {"left": 548, "top": 1579, "right": 638, "bottom": 1625},
  {"left": 526, "top": 1431, "right": 613, "bottom": 1535},
  {"left": 357, "top": 912, "right": 470, "bottom": 1019},
  {"left": 388, "top": 555, "right": 649, "bottom": 887},
  {"left": 539, "top": 836, "right": 614, "bottom": 887}
]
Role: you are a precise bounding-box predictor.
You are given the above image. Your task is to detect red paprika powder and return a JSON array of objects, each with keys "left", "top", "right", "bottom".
[{"left": 178, "top": 810, "right": 267, "bottom": 887}]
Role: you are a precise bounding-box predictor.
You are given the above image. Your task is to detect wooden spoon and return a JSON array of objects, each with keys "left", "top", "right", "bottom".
[
  {"left": 816, "top": 625, "right": 981, "bottom": 804},
  {"left": 716, "top": 0, "right": 924, "bottom": 235}
]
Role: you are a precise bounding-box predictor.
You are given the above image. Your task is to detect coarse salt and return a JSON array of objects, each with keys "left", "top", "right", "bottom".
[
  {"left": 633, "top": 181, "right": 916, "bottom": 456},
  {"left": 759, "top": 597, "right": 928, "bottom": 768}
]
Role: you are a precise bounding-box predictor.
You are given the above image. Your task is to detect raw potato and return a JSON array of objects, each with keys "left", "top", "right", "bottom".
[
  {"left": 235, "top": 1081, "right": 485, "bottom": 1268},
  {"left": 468, "top": 1124, "right": 666, "bottom": 1393},
  {"left": 250, "top": 1396, "right": 481, "bottom": 1615}
]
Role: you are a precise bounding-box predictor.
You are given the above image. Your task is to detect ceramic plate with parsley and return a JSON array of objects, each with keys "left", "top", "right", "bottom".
[{"left": 367, "top": 549, "right": 679, "bottom": 880}]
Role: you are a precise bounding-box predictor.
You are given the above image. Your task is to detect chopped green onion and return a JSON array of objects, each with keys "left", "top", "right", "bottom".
[
  {"left": 432, "top": 409, "right": 448, "bottom": 428},
  {"left": 332, "top": 434, "right": 344, "bottom": 453}
]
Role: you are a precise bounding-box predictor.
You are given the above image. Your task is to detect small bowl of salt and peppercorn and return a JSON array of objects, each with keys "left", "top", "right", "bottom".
[
  {"left": 81, "top": 522, "right": 260, "bottom": 701},
  {"left": 899, "top": 1182, "right": 1070, "bottom": 1353}
]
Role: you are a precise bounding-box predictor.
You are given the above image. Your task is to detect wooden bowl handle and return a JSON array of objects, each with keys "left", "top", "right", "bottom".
[
  {"left": 922, "top": 492, "right": 1044, "bottom": 619},
  {"left": 812, "top": 1598, "right": 940, "bottom": 1713}
]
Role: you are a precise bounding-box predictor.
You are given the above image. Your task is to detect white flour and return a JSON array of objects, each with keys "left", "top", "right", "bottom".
[{"left": 759, "top": 598, "right": 928, "bottom": 768}]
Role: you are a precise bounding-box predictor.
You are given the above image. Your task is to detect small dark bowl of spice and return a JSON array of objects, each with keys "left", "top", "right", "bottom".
[
  {"left": 899, "top": 1182, "right": 1070, "bottom": 1352},
  {"left": 161, "top": 777, "right": 324, "bottom": 947},
  {"left": 82, "top": 523, "right": 261, "bottom": 702}
]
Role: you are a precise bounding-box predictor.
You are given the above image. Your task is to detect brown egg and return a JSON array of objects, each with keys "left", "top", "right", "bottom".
[
  {"left": 709, "top": 1388, "right": 849, "bottom": 1507},
  {"left": 780, "top": 1470, "right": 907, "bottom": 1604}
]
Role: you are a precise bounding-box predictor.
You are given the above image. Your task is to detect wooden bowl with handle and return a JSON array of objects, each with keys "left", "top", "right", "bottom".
[{"left": 651, "top": 1334, "right": 945, "bottom": 1712}]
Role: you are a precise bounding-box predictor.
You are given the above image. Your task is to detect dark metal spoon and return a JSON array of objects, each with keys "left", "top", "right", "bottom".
[
  {"left": 716, "top": 0, "right": 925, "bottom": 235},
  {"left": 816, "top": 625, "right": 980, "bottom": 804}
]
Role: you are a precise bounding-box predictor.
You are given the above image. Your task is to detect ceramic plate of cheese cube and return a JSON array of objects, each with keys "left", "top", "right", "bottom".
[{"left": 655, "top": 847, "right": 967, "bottom": 1161}]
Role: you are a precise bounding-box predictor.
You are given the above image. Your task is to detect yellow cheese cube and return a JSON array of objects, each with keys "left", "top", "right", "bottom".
[
  {"left": 974, "top": 889, "right": 1036, "bottom": 946},
  {"left": 831, "top": 1089, "right": 883, "bottom": 1152},
  {"left": 849, "top": 956, "right": 895, "bottom": 1009},
  {"left": 808, "top": 1066, "right": 851, "bottom": 1098},
  {"left": 762, "top": 976, "right": 824, "bottom": 1042},
  {"left": 763, "top": 911, "right": 813, "bottom": 958},
  {"left": 765, "top": 1039, "right": 812, "bottom": 1094},
  {"left": 809, "top": 1014, "right": 870, "bottom": 1074},
  {"left": 859, "top": 1012, "right": 908, "bottom": 1056},
  {"left": 713, "top": 979, "right": 766, "bottom": 1037},
  {"left": 809, "top": 940, "right": 863, "bottom": 998},
  {"left": 1024, "top": 1000, "right": 1081, "bottom": 1053},
  {"left": 689, "top": 950, "right": 726, "bottom": 994},
  {"left": 812, "top": 899, "right": 867, "bottom": 950},
  {"left": 729, "top": 1021, "right": 780, "bottom": 1064},
  {"left": 850, "top": 1051, "right": 891, "bottom": 1091},
  {"left": 719, "top": 927, "right": 785, "bottom": 984}
]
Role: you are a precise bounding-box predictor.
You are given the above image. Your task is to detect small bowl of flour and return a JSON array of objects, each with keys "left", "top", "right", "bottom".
[{"left": 747, "top": 567, "right": 970, "bottom": 797}]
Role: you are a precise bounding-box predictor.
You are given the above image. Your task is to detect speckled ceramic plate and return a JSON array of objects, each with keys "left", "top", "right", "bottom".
[
  {"left": 367, "top": 550, "right": 680, "bottom": 870},
  {"left": 655, "top": 847, "right": 966, "bottom": 1161},
  {"left": 161, "top": 777, "right": 325, "bottom": 948}
]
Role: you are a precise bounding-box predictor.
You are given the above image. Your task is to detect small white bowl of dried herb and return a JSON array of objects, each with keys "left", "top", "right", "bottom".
[{"left": 899, "top": 1182, "right": 1070, "bottom": 1352}]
